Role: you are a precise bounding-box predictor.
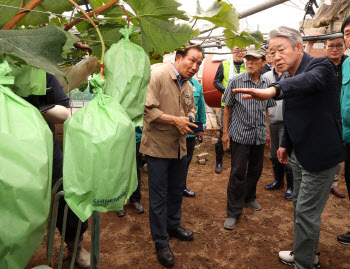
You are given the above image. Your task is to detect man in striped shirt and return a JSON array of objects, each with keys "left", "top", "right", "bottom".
[{"left": 222, "top": 47, "right": 276, "bottom": 230}]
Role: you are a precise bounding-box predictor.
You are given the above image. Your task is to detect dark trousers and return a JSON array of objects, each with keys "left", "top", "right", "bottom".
[
  {"left": 215, "top": 106, "right": 225, "bottom": 162},
  {"left": 130, "top": 142, "right": 142, "bottom": 203},
  {"left": 344, "top": 143, "right": 350, "bottom": 198},
  {"left": 227, "top": 140, "right": 265, "bottom": 219},
  {"left": 53, "top": 155, "right": 88, "bottom": 243},
  {"left": 269, "top": 122, "right": 293, "bottom": 187},
  {"left": 185, "top": 137, "right": 197, "bottom": 189},
  {"left": 146, "top": 155, "right": 187, "bottom": 248}
]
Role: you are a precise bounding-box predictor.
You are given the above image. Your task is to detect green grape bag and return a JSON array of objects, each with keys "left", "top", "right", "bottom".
[
  {"left": 0, "top": 60, "right": 53, "bottom": 269},
  {"left": 9, "top": 64, "right": 46, "bottom": 97},
  {"left": 104, "top": 26, "right": 151, "bottom": 127},
  {"left": 63, "top": 74, "right": 138, "bottom": 222}
]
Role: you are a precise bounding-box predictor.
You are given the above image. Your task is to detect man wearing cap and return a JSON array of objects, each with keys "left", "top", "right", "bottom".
[
  {"left": 221, "top": 47, "right": 276, "bottom": 230},
  {"left": 213, "top": 46, "right": 247, "bottom": 174}
]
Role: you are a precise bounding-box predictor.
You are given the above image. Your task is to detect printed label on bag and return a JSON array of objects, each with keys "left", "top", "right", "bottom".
[{"left": 93, "top": 191, "right": 126, "bottom": 204}]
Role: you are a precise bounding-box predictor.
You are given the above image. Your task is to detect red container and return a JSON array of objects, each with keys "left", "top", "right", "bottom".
[{"left": 202, "top": 54, "right": 222, "bottom": 108}]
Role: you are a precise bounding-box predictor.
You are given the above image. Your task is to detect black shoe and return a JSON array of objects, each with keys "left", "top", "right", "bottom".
[
  {"left": 215, "top": 162, "right": 222, "bottom": 173},
  {"left": 183, "top": 188, "right": 195, "bottom": 197},
  {"left": 116, "top": 207, "right": 126, "bottom": 217},
  {"left": 337, "top": 232, "right": 350, "bottom": 245},
  {"left": 265, "top": 180, "right": 284, "bottom": 190},
  {"left": 168, "top": 226, "right": 193, "bottom": 241},
  {"left": 155, "top": 245, "right": 175, "bottom": 267}
]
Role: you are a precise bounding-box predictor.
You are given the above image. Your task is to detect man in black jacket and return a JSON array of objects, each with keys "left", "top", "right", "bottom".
[
  {"left": 233, "top": 26, "right": 345, "bottom": 269},
  {"left": 25, "top": 74, "right": 90, "bottom": 268},
  {"left": 305, "top": 34, "right": 348, "bottom": 198}
]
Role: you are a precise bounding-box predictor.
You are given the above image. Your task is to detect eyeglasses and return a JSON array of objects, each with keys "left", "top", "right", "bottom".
[
  {"left": 233, "top": 49, "right": 247, "bottom": 54},
  {"left": 327, "top": 44, "right": 344, "bottom": 50}
]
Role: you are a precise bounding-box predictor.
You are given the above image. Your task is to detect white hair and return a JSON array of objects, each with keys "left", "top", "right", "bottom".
[{"left": 268, "top": 26, "right": 303, "bottom": 48}]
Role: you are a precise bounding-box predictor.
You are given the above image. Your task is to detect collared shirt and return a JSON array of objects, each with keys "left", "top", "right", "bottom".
[
  {"left": 328, "top": 55, "right": 348, "bottom": 91},
  {"left": 140, "top": 63, "right": 197, "bottom": 159},
  {"left": 264, "top": 68, "right": 287, "bottom": 123},
  {"left": 171, "top": 63, "right": 188, "bottom": 90},
  {"left": 186, "top": 78, "right": 207, "bottom": 138},
  {"left": 223, "top": 72, "right": 276, "bottom": 145}
]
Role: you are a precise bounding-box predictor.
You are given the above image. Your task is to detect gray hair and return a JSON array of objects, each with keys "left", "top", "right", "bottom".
[{"left": 268, "top": 26, "right": 303, "bottom": 48}]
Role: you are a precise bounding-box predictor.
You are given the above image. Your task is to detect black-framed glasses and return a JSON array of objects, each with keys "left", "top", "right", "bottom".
[{"left": 327, "top": 44, "right": 344, "bottom": 50}]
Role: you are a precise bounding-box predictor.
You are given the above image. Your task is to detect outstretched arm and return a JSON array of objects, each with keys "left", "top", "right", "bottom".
[{"left": 232, "top": 87, "right": 277, "bottom": 101}]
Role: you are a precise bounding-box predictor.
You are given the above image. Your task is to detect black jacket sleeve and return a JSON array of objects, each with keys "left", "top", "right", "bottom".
[{"left": 213, "top": 63, "right": 226, "bottom": 94}]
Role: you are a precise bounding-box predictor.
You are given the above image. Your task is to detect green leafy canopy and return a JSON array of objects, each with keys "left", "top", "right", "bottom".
[
  {"left": 0, "top": 0, "right": 73, "bottom": 29},
  {"left": 0, "top": 25, "right": 78, "bottom": 76}
]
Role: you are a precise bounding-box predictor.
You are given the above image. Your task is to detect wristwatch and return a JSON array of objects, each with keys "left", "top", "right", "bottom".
[{"left": 269, "top": 83, "right": 282, "bottom": 99}]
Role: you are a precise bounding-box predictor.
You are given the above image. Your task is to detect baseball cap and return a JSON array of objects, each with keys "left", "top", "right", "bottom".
[{"left": 244, "top": 47, "right": 267, "bottom": 58}]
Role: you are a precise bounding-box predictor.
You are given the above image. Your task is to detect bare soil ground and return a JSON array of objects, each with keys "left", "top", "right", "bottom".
[{"left": 27, "top": 128, "right": 350, "bottom": 269}]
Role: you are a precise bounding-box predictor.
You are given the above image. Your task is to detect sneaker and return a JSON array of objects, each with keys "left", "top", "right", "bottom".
[
  {"left": 337, "top": 231, "right": 350, "bottom": 245},
  {"left": 183, "top": 188, "right": 195, "bottom": 197},
  {"left": 265, "top": 180, "right": 284, "bottom": 190},
  {"left": 116, "top": 206, "right": 126, "bottom": 217},
  {"left": 278, "top": 251, "right": 320, "bottom": 268},
  {"left": 224, "top": 218, "right": 236, "bottom": 230},
  {"left": 285, "top": 187, "right": 293, "bottom": 200},
  {"left": 131, "top": 202, "right": 144, "bottom": 214},
  {"left": 245, "top": 201, "right": 261, "bottom": 211}
]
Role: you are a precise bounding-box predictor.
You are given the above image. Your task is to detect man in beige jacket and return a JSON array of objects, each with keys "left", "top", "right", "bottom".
[{"left": 140, "top": 46, "right": 203, "bottom": 267}]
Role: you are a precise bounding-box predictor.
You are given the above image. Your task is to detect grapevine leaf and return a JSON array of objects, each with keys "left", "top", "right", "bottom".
[
  {"left": 130, "top": 31, "right": 142, "bottom": 47},
  {"left": 88, "top": 24, "right": 124, "bottom": 58},
  {"left": 102, "top": 5, "right": 128, "bottom": 17},
  {"left": 40, "top": 0, "right": 73, "bottom": 14},
  {"left": 49, "top": 16, "right": 68, "bottom": 27},
  {"left": 62, "top": 30, "right": 79, "bottom": 58},
  {"left": 195, "top": 0, "right": 203, "bottom": 15},
  {"left": 249, "top": 30, "right": 265, "bottom": 45},
  {"left": 21, "top": 4, "right": 50, "bottom": 26},
  {"left": 125, "top": 0, "right": 193, "bottom": 54},
  {"left": 0, "top": 0, "right": 21, "bottom": 29},
  {"left": 192, "top": 1, "right": 239, "bottom": 32},
  {"left": 192, "top": 1, "right": 223, "bottom": 18},
  {"left": 224, "top": 30, "right": 263, "bottom": 50},
  {"left": 138, "top": 17, "right": 194, "bottom": 55},
  {"left": 89, "top": 0, "right": 105, "bottom": 10},
  {"left": 0, "top": 25, "right": 78, "bottom": 76},
  {"left": 126, "top": 0, "right": 189, "bottom": 21}
]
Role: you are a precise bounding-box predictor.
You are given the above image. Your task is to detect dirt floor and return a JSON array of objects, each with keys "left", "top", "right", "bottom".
[{"left": 27, "top": 128, "right": 350, "bottom": 269}]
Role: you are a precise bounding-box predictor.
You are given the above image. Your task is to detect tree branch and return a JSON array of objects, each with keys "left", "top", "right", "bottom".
[
  {"left": 2, "top": 0, "right": 45, "bottom": 30},
  {"left": 74, "top": 42, "right": 92, "bottom": 54},
  {"left": 64, "top": 0, "right": 120, "bottom": 31},
  {"left": 65, "top": 0, "right": 106, "bottom": 77}
]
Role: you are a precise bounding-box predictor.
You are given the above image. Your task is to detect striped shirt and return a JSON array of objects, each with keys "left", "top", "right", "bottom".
[{"left": 222, "top": 72, "right": 276, "bottom": 145}]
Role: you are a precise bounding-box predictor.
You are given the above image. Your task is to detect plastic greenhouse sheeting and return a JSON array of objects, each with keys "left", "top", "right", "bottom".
[
  {"left": 63, "top": 74, "right": 138, "bottom": 222},
  {"left": 0, "top": 60, "right": 53, "bottom": 269},
  {"left": 104, "top": 25, "right": 150, "bottom": 127}
]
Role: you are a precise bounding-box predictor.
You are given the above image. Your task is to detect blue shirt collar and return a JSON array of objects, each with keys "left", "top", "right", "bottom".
[{"left": 171, "top": 63, "right": 189, "bottom": 90}]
